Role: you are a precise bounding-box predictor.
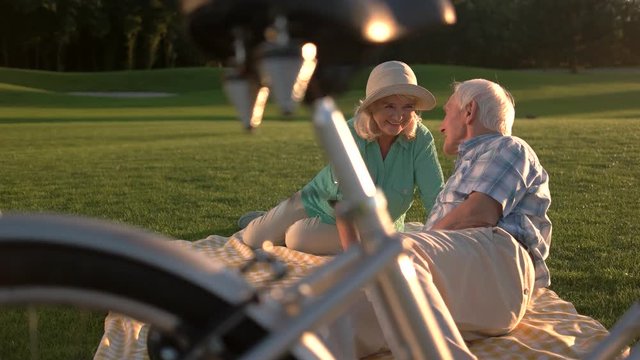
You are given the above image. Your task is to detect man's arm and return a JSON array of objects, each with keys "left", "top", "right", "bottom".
[{"left": 429, "top": 192, "right": 502, "bottom": 230}]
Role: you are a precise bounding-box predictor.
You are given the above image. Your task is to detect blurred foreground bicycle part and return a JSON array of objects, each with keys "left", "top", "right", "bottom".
[{"left": 181, "top": 0, "right": 456, "bottom": 130}]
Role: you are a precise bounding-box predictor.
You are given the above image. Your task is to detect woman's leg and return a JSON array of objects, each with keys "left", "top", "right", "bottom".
[
  {"left": 284, "top": 217, "right": 342, "bottom": 255},
  {"left": 238, "top": 191, "right": 308, "bottom": 249}
]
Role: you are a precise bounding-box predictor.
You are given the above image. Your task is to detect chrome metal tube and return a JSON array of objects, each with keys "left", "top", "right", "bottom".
[
  {"left": 311, "top": 97, "right": 377, "bottom": 201},
  {"left": 585, "top": 302, "right": 640, "bottom": 360},
  {"left": 241, "top": 238, "right": 405, "bottom": 360},
  {"left": 310, "top": 98, "right": 457, "bottom": 359},
  {"left": 280, "top": 244, "right": 363, "bottom": 300}
]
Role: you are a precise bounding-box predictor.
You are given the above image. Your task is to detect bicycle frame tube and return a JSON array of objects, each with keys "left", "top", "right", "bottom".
[
  {"left": 310, "top": 97, "right": 459, "bottom": 359},
  {"left": 242, "top": 234, "right": 402, "bottom": 360},
  {"left": 585, "top": 302, "right": 640, "bottom": 360}
]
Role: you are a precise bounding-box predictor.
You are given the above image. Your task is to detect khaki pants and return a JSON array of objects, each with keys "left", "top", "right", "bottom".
[
  {"left": 349, "top": 227, "right": 534, "bottom": 358},
  {"left": 234, "top": 191, "right": 343, "bottom": 255},
  {"left": 236, "top": 200, "right": 534, "bottom": 357}
]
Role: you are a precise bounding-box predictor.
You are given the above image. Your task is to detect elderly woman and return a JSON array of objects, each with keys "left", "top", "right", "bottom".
[{"left": 235, "top": 60, "right": 444, "bottom": 255}]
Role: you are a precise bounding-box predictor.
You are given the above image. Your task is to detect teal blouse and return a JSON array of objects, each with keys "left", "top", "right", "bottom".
[{"left": 301, "top": 118, "right": 444, "bottom": 231}]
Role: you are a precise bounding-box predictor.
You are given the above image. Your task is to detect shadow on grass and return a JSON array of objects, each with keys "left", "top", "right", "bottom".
[
  {"left": 0, "top": 114, "right": 233, "bottom": 124},
  {"left": 181, "top": 226, "right": 238, "bottom": 241},
  {"left": 2, "top": 84, "right": 639, "bottom": 122},
  {"left": 391, "top": 88, "right": 640, "bottom": 122},
  {"left": 0, "top": 113, "right": 311, "bottom": 124},
  {"left": 513, "top": 89, "right": 640, "bottom": 119},
  {"left": 0, "top": 91, "right": 227, "bottom": 108}
]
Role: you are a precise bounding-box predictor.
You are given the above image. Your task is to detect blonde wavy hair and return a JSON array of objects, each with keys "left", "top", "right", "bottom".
[{"left": 353, "top": 95, "right": 422, "bottom": 141}]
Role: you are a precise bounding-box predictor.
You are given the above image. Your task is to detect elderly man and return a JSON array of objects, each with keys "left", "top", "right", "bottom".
[
  {"left": 350, "top": 78, "right": 552, "bottom": 358},
  {"left": 414, "top": 78, "right": 551, "bottom": 336}
]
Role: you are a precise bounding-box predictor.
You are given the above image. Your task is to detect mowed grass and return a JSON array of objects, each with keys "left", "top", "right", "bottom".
[{"left": 0, "top": 65, "right": 639, "bottom": 358}]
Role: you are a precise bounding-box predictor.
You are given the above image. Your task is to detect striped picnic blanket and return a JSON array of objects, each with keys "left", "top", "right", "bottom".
[{"left": 94, "top": 224, "right": 618, "bottom": 359}]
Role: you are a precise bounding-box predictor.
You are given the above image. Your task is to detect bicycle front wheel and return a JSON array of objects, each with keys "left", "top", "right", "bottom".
[{"left": 0, "top": 213, "right": 303, "bottom": 360}]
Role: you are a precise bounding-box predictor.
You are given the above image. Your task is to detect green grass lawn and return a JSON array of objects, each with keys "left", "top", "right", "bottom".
[{"left": 1, "top": 65, "right": 639, "bottom": 358}]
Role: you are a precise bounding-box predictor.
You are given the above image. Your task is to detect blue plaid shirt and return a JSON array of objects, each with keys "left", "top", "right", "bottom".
[{"left": 425, "top": 134, "right": 552, "bottom": 287}]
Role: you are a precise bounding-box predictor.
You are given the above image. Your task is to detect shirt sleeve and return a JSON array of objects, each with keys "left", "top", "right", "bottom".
[
  {"left": 457, "top": 140, "right": 529, "bottom": 217},
  {"left": 303, "top": 165, "right": 340, "bottom": 200},
  {"left": 414, "top": 127, "right": 445, "bottom": 212}
]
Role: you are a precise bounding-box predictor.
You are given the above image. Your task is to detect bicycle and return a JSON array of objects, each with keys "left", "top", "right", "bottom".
[{"left": 1, "top": 0, "right": 638, "bottom": 359}]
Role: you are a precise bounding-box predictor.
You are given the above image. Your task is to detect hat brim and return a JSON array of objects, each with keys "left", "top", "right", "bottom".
[{"left": 359, "top": 84, "right": 436, "bottom": 113}]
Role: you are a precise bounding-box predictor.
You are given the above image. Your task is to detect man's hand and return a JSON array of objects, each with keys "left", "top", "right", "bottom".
[{"left": 429, "top": 191, "right": 502, "bottom": 230}]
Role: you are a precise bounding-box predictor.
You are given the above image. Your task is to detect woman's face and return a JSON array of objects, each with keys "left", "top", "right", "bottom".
[{"left": 369, "top": 95, "right": 416, "bottom": 137}]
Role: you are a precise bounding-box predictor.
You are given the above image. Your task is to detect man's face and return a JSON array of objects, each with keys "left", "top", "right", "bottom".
[{"left": 439, "top": 94, "right": 468, "bottom": 156}]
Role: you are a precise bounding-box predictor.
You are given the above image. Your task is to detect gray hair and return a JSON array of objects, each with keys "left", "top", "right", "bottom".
[
  {"left": 353, "top": 95, "right": 421, "bottom": 141},
  {"left": 452, "top": 79, "right": 515, "bottom": 135}
]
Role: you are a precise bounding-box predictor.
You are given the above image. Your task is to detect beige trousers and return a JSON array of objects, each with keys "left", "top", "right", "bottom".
[
  {"left": 235, "top": 191, "right": 343, "bottom": 255},
  {"left": 236, "top": 198, "right": 533, "bottom": 357},
  {"left": 349, "top": 227, "right": 534, "bottom": 358}
]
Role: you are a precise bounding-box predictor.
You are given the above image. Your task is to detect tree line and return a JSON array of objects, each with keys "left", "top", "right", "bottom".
[
  {"left": 1, "top": 0, "right": 638, "bottom": 72},
  {"left": 0, "top": 0, "right": 203, "bottom": 71},
  {"left": 393, "top": 0, "right": 640, "bottom": 70}
]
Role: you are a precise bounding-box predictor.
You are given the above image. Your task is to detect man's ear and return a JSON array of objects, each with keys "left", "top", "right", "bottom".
[{"left": 465, "top": 100, "right": 477, "bottom": 125}]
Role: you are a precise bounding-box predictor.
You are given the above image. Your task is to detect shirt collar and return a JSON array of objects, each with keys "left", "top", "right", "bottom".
[
  {"left": 395, "top": 135, "right": 410, "bottom": 149},
  {"left": 457, "top": 133, "right": 502, "bottom": 157},
  {"left": 366, "top": 135, "right": 410, "bottom": 149}
]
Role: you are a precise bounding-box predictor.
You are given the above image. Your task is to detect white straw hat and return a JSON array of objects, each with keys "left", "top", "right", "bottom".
[{"left": 358, "top": 61, "right": 436, "bottom": 113}]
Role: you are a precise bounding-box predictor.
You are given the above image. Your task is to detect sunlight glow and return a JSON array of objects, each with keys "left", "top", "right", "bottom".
[
  {"left": 250, "top": 86, "right": 270, "bottom": 128},
  {"left": 443, "top": 2, "right": 457, "bottom": 24},
  {"left": 301, "top": 332, "right": 336, "bottom": 359},
  {"left": 398, "top": 253, "right": 418, "bottom": 282},
  {"left": 132, "top": 321, "right": 144, "bottom": 340},
  {"left": 362, "top": 3, "right": 400, "bottom": 43},
  {"left": 365, "top": 20, "right": 396, "bottom": 43},
  {"left": 292, "top": 43, "right": 318, "bottom": 101},
  {"left": 301, "top": 42, "right": 317, "bottom": 60},
  {"left": 261, "top": 239, "right": 275, "bottom": 252},
  {"left": 397, "top": 254, "right": 438, "bottom": 329}
]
